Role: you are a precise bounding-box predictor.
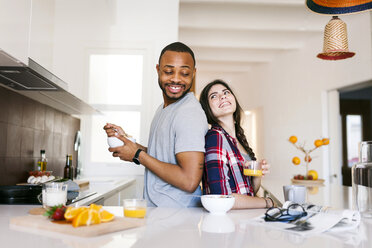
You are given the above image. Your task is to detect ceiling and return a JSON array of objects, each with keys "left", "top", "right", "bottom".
[{"left": 179, "top": 0, "right": 329, "bottom": 87}]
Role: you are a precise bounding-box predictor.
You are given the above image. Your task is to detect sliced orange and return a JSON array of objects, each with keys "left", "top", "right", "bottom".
[
  {"left": 89, "top": 204, "right": 102, "bottom": 211},
  {"left": 72, "top": 209, "right": 101, "bottom": 228},
  {"left": 99, "top": 209, "right": 115, "bottom": 222},
  {"left": 64, "top": 207, "right": 87, "bottom": 221}
]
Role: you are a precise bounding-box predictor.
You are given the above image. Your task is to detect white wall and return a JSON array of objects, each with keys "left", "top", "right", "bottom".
[
  {"left": 51, "top": 0, "right": 180, "bottom": 177},
  {"left": 195, "top": 12, "right": 372, "bottom": 184},
  {"left": 222, "top": 13, "right": 372, "bottom": 183}
]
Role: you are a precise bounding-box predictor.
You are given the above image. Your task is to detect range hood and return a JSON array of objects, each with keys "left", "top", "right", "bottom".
[
  {"left": 0, "top": 49, "right": 67, "bottom": 91},
  {"left": 0, "top": 49, "right": 99, "bottom": 115}
]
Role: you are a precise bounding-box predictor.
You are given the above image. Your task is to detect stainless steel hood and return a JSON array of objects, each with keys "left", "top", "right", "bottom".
[
  {"left": 0, "top": 49, "right": 99, "bottom": 115},
  {"left": 0, "top": 49, "right": 67, "bottom": 91}
]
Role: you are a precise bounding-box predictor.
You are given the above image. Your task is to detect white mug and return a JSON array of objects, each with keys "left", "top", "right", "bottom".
[{"left": 283, "top": 185, "right": 306, "bottom": 204}]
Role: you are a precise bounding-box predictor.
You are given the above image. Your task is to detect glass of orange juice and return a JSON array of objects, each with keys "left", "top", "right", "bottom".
[
  {"left": 123, "top": 199, "right": 147, "bottom": 218},
  {"left": 243, "top": 160, "right": 262, "bottom": 177}
]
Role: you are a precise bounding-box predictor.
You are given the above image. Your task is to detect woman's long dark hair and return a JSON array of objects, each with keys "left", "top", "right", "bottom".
[{"left": 199, "top": 79, "right": 256, "bottom": 160}]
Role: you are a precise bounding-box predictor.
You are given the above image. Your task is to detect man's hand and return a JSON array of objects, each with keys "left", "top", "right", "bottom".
[
  {"left": 103, "top": 123, "right": 127, "bottom": 137},
  {"left": 108, "top": 135, "right": 138, "bottom": 162}
]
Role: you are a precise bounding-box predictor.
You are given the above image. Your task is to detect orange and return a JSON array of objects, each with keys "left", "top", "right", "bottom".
[
  {"left": 89, "top": 204, "right": 102, "bottom": 211},
  {"left": 292, "top": 156, "right": 300, "bottom": 165},
  {"left": 99, "top": 209, "right": 115, "bottom": 222},
  {"left": 289, "top": 136, "right": 297, "bottom": 144},
  {"left": 64, "top": 207, "right": 87, "bottom": 221},
  {"left": 307, "top": 170, "right": 318, "bottom": 180},
  {"left": 314, "top": 139, "right": 323, "bottom": 147},
  {"left": 72, "top": 209, "right": 101, "bottom": 228},
  {"left": 322, "top": 138, "right": 330, "bottom": 145}
]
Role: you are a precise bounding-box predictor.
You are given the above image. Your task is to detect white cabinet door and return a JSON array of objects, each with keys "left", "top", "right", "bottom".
[
  {"left": 0, "top": 0, "right": 31, "bottom": 64},
  {"left": 103, "top": 192, "right": 120, "bottom": 206},
  {"left": 29, "top": 0, "right": 55, "bottom": 71}
]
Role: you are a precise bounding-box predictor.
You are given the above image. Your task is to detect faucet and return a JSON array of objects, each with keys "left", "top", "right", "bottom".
[{"left": 74, "top": 131, "right": 81, "bottom": 179}]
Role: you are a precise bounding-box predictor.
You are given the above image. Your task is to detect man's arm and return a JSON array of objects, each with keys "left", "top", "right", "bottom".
[
  {"left": 138, "top": 150, "right": 204, "bottom": 193},
  {"left": 109, "top": 135, "right": 204, "bottom": 193}
]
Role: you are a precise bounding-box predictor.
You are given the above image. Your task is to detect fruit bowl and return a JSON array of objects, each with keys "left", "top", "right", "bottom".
[{"left": 291, "top": 178, "right": 325, "bottom": 185}]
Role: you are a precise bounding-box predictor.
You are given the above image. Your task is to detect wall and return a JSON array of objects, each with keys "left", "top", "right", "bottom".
[
  {"left": 0, "top": 86, "right": 80, "bottom": 185},
  {"left": 196, "top": 12, "right": 372, "bottom": 184},
  {"left": 51, "top": 0, "right": 180, "bottom": 177},
  {"left": 236, "top": 13, "right": 372, "bottom": 183}
]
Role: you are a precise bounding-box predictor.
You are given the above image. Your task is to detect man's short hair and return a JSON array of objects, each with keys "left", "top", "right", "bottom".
[{"left": 158, "top": 42, "right": 196, "bottom": 67}]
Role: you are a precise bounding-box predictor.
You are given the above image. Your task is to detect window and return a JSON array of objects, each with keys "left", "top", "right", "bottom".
[{"left": 88, "top": 53, "right": 144, "bottom": 163}]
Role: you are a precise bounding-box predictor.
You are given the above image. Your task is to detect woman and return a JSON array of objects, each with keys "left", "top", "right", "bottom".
[{"left": 199, "top": 79, "right": 274, "bottom": 209}]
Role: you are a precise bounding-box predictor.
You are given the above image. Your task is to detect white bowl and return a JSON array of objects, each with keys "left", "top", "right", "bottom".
[
  {"left": 107, "top": 137, "right": 124, "bottom": 148},
  {"left": 201, "top": 195, "right": 235, "bottom": 215}
]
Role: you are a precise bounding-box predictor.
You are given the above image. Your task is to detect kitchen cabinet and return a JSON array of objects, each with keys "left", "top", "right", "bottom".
[
  {"left": 0, "top": 0, "right": 32, "bottom": 64},
  {"left": 103, "top": 181, "right": 137, "bottom": 206},
  {"left": 0, "top": 0, "right": 55, "bottom": 70},
  {"left": 28, "top": 0, "right": 55, "bottom": 72}
]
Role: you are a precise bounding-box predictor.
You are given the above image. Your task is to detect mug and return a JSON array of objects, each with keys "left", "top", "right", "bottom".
[
  {"left": 38, "top": 182, "right": 67, "bottom": 208},
  {"left": 283, "top": 185, "right": 306, "bottom": 204}
]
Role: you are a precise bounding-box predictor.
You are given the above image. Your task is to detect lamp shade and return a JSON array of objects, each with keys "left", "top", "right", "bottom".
[
  {"left": 317, "top": 16, "right": 355, "bottom": 60},
  {"left": 306, "top": 0, "right": 372, "bottom": 15}
]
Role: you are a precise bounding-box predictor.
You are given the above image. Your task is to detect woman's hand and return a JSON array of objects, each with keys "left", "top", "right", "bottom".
[{"left": 260, "top": 159, "right": 270, "bottom": 177}]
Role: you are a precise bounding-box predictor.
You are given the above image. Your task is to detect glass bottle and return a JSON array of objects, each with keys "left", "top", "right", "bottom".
[
  {"left": 352, "top": 141, "right": 372, "bottom": 218},
  {"left": 64, "top": 155, "right": 71, "bottom": 179},
  {"left": 37, "top": 150, "right": 47, "bottom": 171},
  {"left": 69, "top": 155, "right": 75, "bottom": 180}
]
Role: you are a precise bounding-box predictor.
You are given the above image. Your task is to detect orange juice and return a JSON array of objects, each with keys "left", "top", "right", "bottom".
[
  {"left": 244, "top": 169, "right": 262, "bottom": 177},
  {"left": 124, "top": 207, "right": 147, "bottom": 218}
]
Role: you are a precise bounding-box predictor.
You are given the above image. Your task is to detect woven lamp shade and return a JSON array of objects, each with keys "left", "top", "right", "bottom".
[
  {"left": 307, "top": 0, "right": 372, "bottom": 14},
  {"left": 317, "top": 16, "right": 355, "bottom": 60}
]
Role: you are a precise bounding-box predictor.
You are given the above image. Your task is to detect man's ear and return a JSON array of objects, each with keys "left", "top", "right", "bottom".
[{"left": 156, "top": 64, "right": 160, "bottom": 74}]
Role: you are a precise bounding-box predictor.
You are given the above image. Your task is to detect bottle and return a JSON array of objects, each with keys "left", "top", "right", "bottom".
[
  {"left": 69, "top": 155, "right": 75, "bottom": 180},
  {"left": 352, "top": 141, "right": 372, "bottom": 218},
  {"left": 37, "top": 150, "right": 47, "bottom": 171},
  {"left": 64, "top": 155, "right": 72, "bottom": 179}
]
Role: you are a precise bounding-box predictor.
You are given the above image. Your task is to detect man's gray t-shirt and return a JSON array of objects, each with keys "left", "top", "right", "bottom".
[{"left": 144, "top": 92, "right": 208, "bottom": 207}]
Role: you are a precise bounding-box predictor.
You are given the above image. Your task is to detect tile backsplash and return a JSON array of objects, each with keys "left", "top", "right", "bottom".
[{"left": 0, "top": 86, "right": 80, "bottom": 185}]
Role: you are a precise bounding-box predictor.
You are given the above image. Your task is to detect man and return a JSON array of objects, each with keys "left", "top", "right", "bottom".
[{"left": 104, "top": 42, "right": 208, "bottom": 207}]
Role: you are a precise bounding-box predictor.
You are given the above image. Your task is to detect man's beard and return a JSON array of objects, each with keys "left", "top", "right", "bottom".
[{"left": 158, "top": 79, "right": 192, "bottom": 101}]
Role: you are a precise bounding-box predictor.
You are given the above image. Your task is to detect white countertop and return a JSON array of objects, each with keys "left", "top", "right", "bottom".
[
  {"left": 2, "top": 205, "right": 372, "bottom": 248},
  {"left": 2, "top": 178, "right": 372, "bottom": 247}
]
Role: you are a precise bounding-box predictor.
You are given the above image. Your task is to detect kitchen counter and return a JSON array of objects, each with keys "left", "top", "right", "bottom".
[
  {"left": 2, "top": 178, "right": 371, "bottom": 247},
  {"left": 2, "top": 204, "right": 372, "bottom": 248},
  {"left": 70, "top": 177, "right": 137, "bottom": 207}
]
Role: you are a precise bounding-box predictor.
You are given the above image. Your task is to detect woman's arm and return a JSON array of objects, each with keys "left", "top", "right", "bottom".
[{"left": 231, "top": 193, "right": 274, "bottom": 209}]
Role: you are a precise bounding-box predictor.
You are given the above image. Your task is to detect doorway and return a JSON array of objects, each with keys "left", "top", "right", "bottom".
[{"left": 339, "top": 85, "right": 372, "bottom": 186}]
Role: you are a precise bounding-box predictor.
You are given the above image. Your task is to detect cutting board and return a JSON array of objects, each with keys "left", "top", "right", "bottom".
[
  {"left": 10, "top": 215, "right": 145, "bottom": 237},
  {"left": 74, "top": 179, "right": 89, "bottom": 188}
]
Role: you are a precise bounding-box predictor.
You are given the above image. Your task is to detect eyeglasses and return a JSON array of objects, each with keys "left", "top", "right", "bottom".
[{"left": 264, "top": 203, "right": 308, "bottom": 223}]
